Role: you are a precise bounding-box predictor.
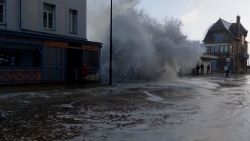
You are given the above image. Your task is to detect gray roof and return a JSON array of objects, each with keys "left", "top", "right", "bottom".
[
  {"left": 220, "top": 18, "right": 248, "bottom": 37},
  {"left": 203, "top": 18, "right": 248, "bottom": 42},
  {"left": 220, "top": 18, "right": 231, "bottom": 31}
]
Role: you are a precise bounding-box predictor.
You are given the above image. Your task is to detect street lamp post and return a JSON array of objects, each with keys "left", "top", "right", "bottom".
[{"left": 109, "top": 0, "right": 113, "bottom": 86}]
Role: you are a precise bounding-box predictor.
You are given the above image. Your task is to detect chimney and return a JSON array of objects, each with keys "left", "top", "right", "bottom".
[
  {"left": 237, "top": 15, "right": 241, "bottom": 38},
  {"left": 237, "top": 15, "right": 240, "bottom": 24}
]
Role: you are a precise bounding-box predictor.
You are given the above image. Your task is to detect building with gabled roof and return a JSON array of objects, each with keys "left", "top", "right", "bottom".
[{"left": 203, "top": 16, "right": 248, "bottom": 73}]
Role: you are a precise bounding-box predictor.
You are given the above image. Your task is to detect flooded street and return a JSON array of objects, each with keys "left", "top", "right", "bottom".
[{"left": 1, "top": 75, "right": 250, "bottom": 141}]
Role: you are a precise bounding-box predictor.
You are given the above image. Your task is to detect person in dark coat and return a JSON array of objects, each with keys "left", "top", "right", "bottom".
[
  {"left": 200, "top": 64, "right": 204, "bottom": 75},
  {"left": 207, "top": 65, "right": 210, "bottom": 75},
  {"left": 196, "top": 64, "right": 200, "bottom": 75}
]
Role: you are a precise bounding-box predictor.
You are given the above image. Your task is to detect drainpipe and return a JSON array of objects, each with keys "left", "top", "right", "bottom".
[
  {"left": 236, "top": 15, "right": 241, "bottom": 72},
  {"left": 109, "top": 0, "right": 113, "bottom": 86},
  {"left": 19, "top": 0, "right": 22, "bottom": 29}
]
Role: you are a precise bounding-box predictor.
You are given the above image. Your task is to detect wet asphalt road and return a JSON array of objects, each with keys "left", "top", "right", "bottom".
[{"left": 1, "top": 75, "right": 250, "bottom": 141}]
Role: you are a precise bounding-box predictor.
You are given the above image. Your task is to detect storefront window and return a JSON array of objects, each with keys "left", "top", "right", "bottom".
[
  {"left": 0, "top": 52, "right": 16, "bottom": 66},
  {"left": 0, "top": 49, "right": 41, "bottom": 67}
]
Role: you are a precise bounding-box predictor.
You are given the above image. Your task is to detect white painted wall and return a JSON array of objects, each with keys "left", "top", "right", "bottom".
[
  {"left": 0, "top": 0, "right": 86, "bottom": 39},
  {"left": 0, "top": 0, "right": 20, "bottom": 31}
]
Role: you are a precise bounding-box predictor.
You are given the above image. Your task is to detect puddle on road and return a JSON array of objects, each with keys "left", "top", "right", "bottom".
[
  {"left": 1, "top": 76, "right": 250, "bottom": 141},
  {"left": 144, "top": 91, "right": 163, "bottom": 103}
]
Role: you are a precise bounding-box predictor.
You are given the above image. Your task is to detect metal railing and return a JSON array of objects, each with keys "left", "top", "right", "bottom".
[
  {"left": 240, "top": 53, "right": 249, "bottom": 60},
  {"left": 85, "top": 67, "right": 100, "bottom": 82}
]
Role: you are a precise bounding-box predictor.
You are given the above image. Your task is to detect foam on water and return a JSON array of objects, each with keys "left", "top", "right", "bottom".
[
  {"left": 88, "top": 0, "right": 205, "bottom": 82},
  {"left": 143, "top": 91, "right": 163, "bottom": 103}
]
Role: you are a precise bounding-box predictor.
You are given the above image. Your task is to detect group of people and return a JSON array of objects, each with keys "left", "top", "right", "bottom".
[
  {"left": 193, "top": 63, "right": 231, "bottom": 78},
  {"left": 195, "top": 64, "right": 210, "bottom": 75}
]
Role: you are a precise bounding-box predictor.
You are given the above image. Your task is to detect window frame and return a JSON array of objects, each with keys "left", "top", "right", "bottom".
[
  {"left": 207, "top": 46, "right": 211, "bottom": 54},
  {"left": 69, "top": 9, "right": 78, "bottom": 34},
  {"left": 0, "top": 0, "right": 6, "bottom": 25},
  {"left": 224, "top": 45, "right": 229, "bottom": 53},
  {"left": 241, "top": 35, "right": 245, "bottom": 45},
  {"left": 214, "top": 45, "right": 220, "bottom": 53},
  {"left": 219, "top": 45, "right": 224, "bottom": 53},
  {"left": 43, "top": 3, "right": 56, "bottom": 30}
]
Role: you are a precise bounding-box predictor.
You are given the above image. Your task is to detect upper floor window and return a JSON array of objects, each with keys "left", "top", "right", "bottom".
[
  {"left": 69, "top": 9, "right": 78, "bottom": 34},
  {"left": 43, "top": 3, "right": 55, "bottom": 30},
  {"left": 207, "top": 46, "right": 211, "bottom": 53},
  {"left": 0, "top": 0, "right": 5, "bottom": 24},
  {"left": 214, "top": 33, "right": 224, "bottom": 43},
  {"left": 215, "top": 45, "right": 220, "bottom": 53},
  {"left": 229, "top": 45, "right": 233, "bottom": 53},
  {"left": 224, "top": 46, "right": 229, "bottom": 53},
  {"left": 219, "top": 45, "right": 224, "bottom": 53},
  {"left": 211, "top": 46, "right": 215, "bottom": 53},
  {"left": 241, "top": 35, "right": 245, "bottom": 45}
]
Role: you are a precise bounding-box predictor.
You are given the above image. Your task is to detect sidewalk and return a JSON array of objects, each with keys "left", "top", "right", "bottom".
[
  {"left": 0, "top": 82, "right": 104, "bottom": 94},
  {"left": 190, "top": 72, "right": 248, "bottom": 78}
]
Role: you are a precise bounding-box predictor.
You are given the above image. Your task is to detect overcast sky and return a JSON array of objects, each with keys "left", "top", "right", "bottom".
[{"left": 137, "top": 0, "right": 250, "bottom": 42}]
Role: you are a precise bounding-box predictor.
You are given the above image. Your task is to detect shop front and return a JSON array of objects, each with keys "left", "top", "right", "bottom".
[
  {"left": 0, "top": 40, "right": 42, "bottom": 84},
  {"left": 0, "top": 30, "right": 102, "bottom": 84}
]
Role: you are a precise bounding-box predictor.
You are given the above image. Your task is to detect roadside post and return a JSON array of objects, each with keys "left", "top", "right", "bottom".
[{"left": 226, "top": 57, "right": 230, "bottom": 77}]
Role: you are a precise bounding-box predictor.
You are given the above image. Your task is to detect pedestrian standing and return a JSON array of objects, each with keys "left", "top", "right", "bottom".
[
  {"left": 224, "top": 65, "right": 229, "bottom": 77},
  {"left": 196, "top": 64, "right": 200, "bottom": 75},
  {"left": 200, "top": 64, "right": 204, "bottom": 75},
  {"left": 207, "top": 65, "right": 210, "bottom": 75},
  {"left": 226, "top": 67, "right": 230, "bottom": 77}
]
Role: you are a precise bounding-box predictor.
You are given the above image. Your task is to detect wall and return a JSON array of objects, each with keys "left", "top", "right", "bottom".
[
  {"left": 0, "top": 0, "right": 20, "bottom": 30},
  {"left": 0, "top": 0, "right": 86, "bottom": 39}
]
